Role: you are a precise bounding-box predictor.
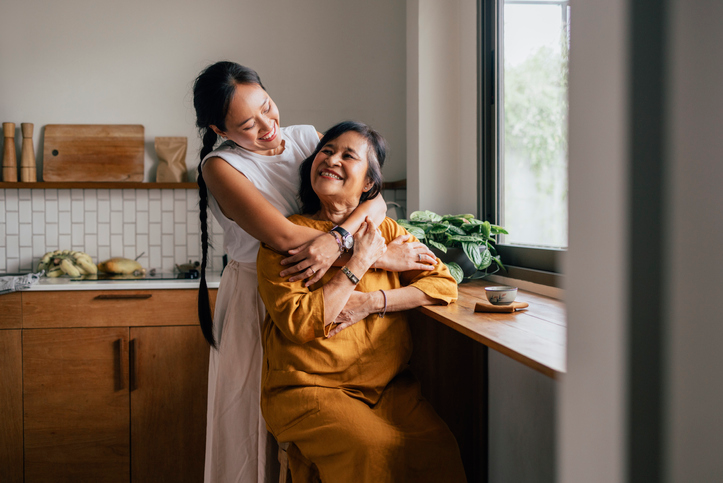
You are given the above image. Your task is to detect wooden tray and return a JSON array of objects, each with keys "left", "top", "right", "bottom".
[{"left": 43, "top": 124, "right": 144, "bottom": 182}]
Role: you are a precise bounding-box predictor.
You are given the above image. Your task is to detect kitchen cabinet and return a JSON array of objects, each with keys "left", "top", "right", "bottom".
[
  {"left": 0, "top": 329, "right": 23, "bottom": 483},
  {"left": 2, "top": 287, "right": 216, "bottom": 483},
  {"left": 24, "top": 327, "right": 131, "bottom": 483}
]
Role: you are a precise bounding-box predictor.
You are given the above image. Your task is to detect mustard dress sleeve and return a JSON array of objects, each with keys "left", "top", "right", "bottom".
[
  {"left": 256, "top": 243, "right": 330, "bottom": 343},
  {"left": 379, "top": 218, "right": 458, "bottom": 304}
]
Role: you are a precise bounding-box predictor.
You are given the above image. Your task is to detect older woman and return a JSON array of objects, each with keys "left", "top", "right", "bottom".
[{"left": 257, "top": 121, "right": 467, "bottom": 483}]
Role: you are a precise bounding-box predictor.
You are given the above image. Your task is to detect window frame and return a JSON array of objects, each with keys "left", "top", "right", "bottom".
[{"left": 478, "top": 0, "right": 567, "bottom": 287}]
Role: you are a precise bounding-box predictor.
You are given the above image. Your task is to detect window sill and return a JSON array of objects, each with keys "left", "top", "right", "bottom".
[{"left": 415, "top": 279, "right": 566, "bottom": 378}]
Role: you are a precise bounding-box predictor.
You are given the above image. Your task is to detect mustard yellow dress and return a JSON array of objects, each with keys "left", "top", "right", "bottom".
[{"left": 257, "top": 215, "right": 467, "bottom": 483}]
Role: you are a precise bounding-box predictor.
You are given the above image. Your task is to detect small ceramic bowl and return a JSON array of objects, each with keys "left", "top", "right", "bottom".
[{"left": 484, "top": 286, "right": 518, "bottom": 305}]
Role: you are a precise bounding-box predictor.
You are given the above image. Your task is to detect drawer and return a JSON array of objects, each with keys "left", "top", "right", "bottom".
[
  {"left": 0, "top": 292, "right": 23, "bottom": 329},
  {"left": 22, "top": 289, "right": 217, "bottom": 329}
]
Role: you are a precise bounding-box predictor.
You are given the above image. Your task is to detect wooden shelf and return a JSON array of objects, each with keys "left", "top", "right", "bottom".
[
  {"left": 416, "top": 279, "right": 566, "bottom": 378},
  {"left": 382, "top": 179, "right": 406, "bottom": 190},
  {"left": 0, "top": 182, "right": 197, "bottom": 190}
]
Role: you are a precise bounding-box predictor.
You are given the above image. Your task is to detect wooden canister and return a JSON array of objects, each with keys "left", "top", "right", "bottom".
[
  {"left": 2, "top": 122, "right": 18, "bottom": 182},
  {"left": 20, "top": 123, "right": 37, "bottom": 182}
]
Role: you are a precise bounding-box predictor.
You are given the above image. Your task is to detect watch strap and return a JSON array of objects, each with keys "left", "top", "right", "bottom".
[
  {"left": 331, "top": 225, "right": 353, "bottom": 251},
  {"left": 340, "top": 266, "right": 360, "bottom": 284}
]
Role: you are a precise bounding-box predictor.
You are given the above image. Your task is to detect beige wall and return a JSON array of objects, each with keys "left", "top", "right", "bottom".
[
  {"left": 407, "top": 0, "right": 478, "bottom": 215},
  {"left": 0, "top": 0, "right": 407, "bottom": 182}
]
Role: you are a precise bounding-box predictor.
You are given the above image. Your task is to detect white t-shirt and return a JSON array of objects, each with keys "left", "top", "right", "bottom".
[{"left": 201, "top": 124, "right": 319, "bottom": 264}]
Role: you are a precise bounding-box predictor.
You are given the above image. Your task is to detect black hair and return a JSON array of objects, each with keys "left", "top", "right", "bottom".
[
  {"left": 193, "top": 61, "right": 265, "bottom": 348},
  {"left": 298, "top": 121, "right": 386, "bottom": 215}
]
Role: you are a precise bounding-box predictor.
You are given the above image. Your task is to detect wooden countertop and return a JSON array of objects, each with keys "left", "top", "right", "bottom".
[{"left": 416, "top": 280, "right": 566, "bottom": 378}]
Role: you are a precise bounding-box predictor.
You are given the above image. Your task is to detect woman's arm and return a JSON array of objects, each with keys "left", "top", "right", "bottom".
[
  {"left": 256, "top": 217, "right": 386, "bottom": 344},
  {"left": 327, "top": 220, "right": 458, "bottom": 337},
  {"left": 204, "top": 157, "right": 386, "bottom": 283},
  {"left": 204, "top": 157, "right": 320, "bottom": 251}
]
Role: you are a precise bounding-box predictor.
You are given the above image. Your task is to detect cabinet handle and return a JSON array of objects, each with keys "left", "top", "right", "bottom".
[
  {"left": 94, "top": 294, "right": 152, "bottom": 300},
  {"left": 130, "top": 338, "right": 137, "bottom": 391},
  {"left": 114, "top": 338, "right": 124, "bottom": 391}
]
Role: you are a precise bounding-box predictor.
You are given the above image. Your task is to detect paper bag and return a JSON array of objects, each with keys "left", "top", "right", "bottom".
[{"left": 155, "top": 136, "right": 188, "bottom": 182}]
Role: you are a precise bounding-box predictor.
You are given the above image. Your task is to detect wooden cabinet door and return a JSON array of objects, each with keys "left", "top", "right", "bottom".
[
  {"left": 130, "top": 325, "right": 209, "bottom": 483},
  {"left": 24, "top": 328, "right": 131, "bottom": 483},
  {"left": 0, "top": 330, "right": 23, "bottom": 483}
]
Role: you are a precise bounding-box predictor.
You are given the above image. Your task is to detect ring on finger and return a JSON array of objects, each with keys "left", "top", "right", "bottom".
[
  {"left": 310, "top": 268, "right": 316, "bottom": 274},
  {"left": 418, "top": 253, "right": 423, "bottom": 261}
]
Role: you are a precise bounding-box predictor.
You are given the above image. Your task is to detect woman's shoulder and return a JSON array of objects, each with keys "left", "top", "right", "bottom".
[
  {"left": 379, "top": 216, "right": 406, "bottom": 239},
  {"left": 281, "top": 125, "right": 319, "bottom": 156},
  {"left": 281, "top": 124, "right": 316, "bottom": 138}
]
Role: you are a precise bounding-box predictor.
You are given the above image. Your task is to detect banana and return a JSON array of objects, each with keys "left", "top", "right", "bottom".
[
  {"left": 76, "top": 258, "right": 98, "bottom": 275},
  {"left": 60, "top": 258, "right": 81, "bottom": 277},
  {"left": 47, "top": 267, "right": 64, "bottom": 278}
]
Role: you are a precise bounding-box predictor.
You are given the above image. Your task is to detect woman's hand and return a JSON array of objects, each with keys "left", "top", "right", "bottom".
[
  {"left": 327, "top": 291, "right": 377, "bottom": 337},
  {"left": 375, "top": 234, "right": 438, "bottom": 272},
  {"left": 280, "top": 232, "right": 340, "bottom": 286},
  {"left": 348, "top": 217, "right": 387, "bottom": 272}
]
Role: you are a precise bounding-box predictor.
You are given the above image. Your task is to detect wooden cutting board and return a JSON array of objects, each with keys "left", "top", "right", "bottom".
[{"left": 43, "top": 124, "right": 144, "bottom": 182}]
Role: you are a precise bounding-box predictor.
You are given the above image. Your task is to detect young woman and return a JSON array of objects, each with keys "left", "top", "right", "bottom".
[{"left": 192, "top": 62, "right": 438, "bottom": 483}]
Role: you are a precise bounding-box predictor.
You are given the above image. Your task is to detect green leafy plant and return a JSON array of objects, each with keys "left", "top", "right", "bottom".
[{"left": 395, "top": 210, "right": 508, "bottom": 284}]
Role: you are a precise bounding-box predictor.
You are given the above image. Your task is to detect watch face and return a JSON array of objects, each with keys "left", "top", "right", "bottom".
[{"left": 342, "top": 236, "right": 354, "bottom": 250}]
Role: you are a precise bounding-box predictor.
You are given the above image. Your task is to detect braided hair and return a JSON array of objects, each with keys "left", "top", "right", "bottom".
[{"left": 193, "top": 61, "right": 265, "bottom": 348}]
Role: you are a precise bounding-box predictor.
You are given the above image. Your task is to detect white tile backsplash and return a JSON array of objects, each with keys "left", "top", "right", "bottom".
[
  {"left": 1, "top": 188, "right": 215, "bottom": 273},
  {"left": 32, "top": 190, "right": 44, "bottom": 211},
  {"left": 19, "top": 200, "right": 31, "bottom": 221},
  {"left": 123, "top": 200, "right": 136, "bottom": 222},
  {"left": 32, "top": 212, "right": 45, "bottom": 235},
  {"left": 149, "top": 200, "right": 162, "bottom": 223},
  {"left": 98, "top": 223, "right": 110, "bottom": 246},
  {"left": 110, "top": 212, "right": 123, "bottom": 234},
  {"left": 6, "top": 212, "right": 19, "bottom": 235},
  {"left": 45, "top": 224, "right": 58, "bottom": 247},
  {"left": 19, "top": 225, "right": 32, "bottom": 246},
  {"left": 71, "top": 200, "right": 84, "bottom": 223},
  {"left": 58, "top": 190, "right": 71, "bottom": 211},
  {"left": 97, "top": 200, "right": 110, "bottom": 222},
  {"left": 45, "top": 200, "right": 58, "bottom": 223},
  {"left": 6, "top": 190, "right": 18, "bottom": 211}
]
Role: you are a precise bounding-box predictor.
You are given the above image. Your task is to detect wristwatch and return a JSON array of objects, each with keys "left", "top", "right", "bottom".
[{"left": 331, "top": 225, "right": 354, "bottom": 252}]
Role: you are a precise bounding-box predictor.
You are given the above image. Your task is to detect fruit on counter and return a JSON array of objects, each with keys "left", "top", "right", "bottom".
[
  {"left": 98, "top": 257, "right": 146, "bottom": 276},
  {"left": 37, "top": 250, "right": 98, "bottom": 277}
]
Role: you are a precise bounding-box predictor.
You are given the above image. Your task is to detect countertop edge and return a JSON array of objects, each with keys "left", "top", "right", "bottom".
[{"left": 17, "top": 274, "right": 222, "bottom": 291}]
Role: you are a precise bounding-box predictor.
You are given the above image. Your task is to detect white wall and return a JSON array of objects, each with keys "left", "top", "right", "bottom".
[
  {"left": 0, "top": 0, "right": 407, "bottom": 182},
  {"left": 407, "top": 0, "right": 478, "bottom": 215}
]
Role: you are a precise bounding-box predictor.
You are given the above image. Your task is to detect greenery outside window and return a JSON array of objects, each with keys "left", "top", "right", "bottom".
[{"left": 479, "top": 0, "right": 570, "bottom": 284}]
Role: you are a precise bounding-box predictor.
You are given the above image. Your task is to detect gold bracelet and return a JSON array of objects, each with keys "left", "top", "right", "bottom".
[{"left": 341, "top": 266, "right": 359, "bottom": 284}]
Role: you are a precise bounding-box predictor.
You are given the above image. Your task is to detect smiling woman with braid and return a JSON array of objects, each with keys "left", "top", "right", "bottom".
[{"left": 192, "top": 62, "right": 438, "bottom": 483}]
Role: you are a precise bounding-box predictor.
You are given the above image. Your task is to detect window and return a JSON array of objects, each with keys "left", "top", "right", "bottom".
[{"left": 479, "top": 0, "right": 569, "bottom": 282}]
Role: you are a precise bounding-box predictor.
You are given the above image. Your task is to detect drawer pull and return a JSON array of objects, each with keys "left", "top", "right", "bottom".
[
  {"left": 114, "top": 338, "right": 125, "bottom": 391},
  {"left": 94, "top": 294, "right": 153, "bottom": 300},
  {"left": 130, "top": 338, "right": 138, "bottom": 391}
]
